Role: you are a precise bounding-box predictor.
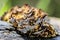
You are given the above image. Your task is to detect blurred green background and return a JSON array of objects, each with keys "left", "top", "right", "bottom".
[{"left": 0, "top": 0, "right": 60, "bottom": 18}]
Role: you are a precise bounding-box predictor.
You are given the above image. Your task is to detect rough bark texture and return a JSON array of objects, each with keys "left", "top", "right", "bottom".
[{"left": 0, "top": 17, "right": 60, "bottom": 40}]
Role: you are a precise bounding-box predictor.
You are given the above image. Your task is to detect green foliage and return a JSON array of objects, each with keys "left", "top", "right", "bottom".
[{"left": 0, "top": 0, "right": 12, "bottom": 16}]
